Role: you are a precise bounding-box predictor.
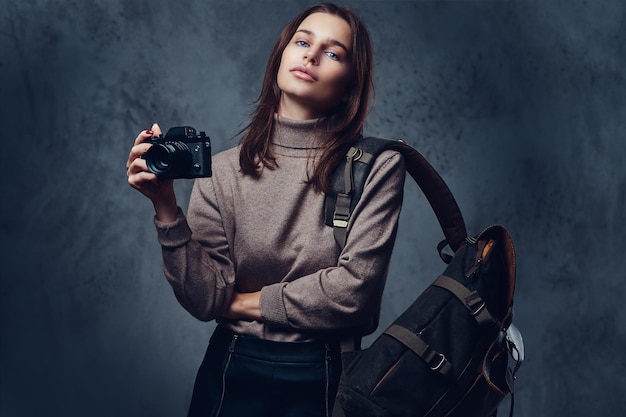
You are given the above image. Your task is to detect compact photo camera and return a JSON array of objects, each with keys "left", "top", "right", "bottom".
[{"left": 144, "top": 126, "right": 212, "bottom": 179}]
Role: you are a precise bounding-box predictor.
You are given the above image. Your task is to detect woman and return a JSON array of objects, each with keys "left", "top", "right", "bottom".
[{"left": 127, "top": 3, "right": 405, "bottom": 416}]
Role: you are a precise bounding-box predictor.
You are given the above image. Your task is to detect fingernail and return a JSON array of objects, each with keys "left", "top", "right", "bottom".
[{"left": 146, "top": 130, "right": 153, "bottom": 135}]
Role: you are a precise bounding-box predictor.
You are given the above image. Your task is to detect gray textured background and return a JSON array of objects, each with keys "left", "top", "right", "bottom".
[{"left": 1, "top": 0, "right": 625, "bottom": 416}]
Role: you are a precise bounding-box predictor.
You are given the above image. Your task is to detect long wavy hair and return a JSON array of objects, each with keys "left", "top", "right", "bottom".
[{"left": 238, "top": 2, "right": 374, "bottom": 193}]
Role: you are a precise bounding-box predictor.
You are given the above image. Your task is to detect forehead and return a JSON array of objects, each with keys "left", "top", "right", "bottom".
[{"left": 296, "top": 12, "right": 352, "bottom": 50}]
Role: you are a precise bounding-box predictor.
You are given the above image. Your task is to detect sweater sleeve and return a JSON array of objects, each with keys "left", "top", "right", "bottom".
[
  {"left": 154, "top": 177, "right": 236, "bottom": 321},
  {"left": 259, "top": 150, "right": 406, "bottom": 335}
]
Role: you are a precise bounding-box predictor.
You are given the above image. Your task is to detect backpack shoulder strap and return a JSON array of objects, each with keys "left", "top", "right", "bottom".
[{"left": 324, "top": 137, "right": 467, "bottom": 255}]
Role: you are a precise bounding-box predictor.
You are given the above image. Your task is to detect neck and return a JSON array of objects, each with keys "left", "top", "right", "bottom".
[
  {"left": 272, "top": 114, "right": 327, "bottom": 150},
  {"left": 277, "top": 94, "right": 325, "bottom": 120}
]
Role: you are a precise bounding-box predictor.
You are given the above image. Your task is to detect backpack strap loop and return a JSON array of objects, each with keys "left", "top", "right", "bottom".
[
  {"left": 384, "top": 324, "right": 453, "bottom": 378},
  {"left": 331, "top": 147, "right": 375, "bottom": 249},
  {"left": 433, "top": 275, "right": 497, "bottom": 328}
]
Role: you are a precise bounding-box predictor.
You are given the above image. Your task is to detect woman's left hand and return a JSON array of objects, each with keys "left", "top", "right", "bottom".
[{"left": 222, "top": 291, "right": 262, "bottom": 321}]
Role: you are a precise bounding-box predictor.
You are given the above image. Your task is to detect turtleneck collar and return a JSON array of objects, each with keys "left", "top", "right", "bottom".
[{"left": 271, "top": 114, "right": 331, "bottom": 152}]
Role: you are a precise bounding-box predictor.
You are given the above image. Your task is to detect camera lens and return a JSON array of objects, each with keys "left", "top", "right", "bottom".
[{"left": 144, "top": 141, "right": 192, "bottom": 178}]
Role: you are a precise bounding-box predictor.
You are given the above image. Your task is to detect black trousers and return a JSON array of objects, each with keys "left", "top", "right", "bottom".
[{"left": 188, "top": 326, "right": 342, "bottom": 417}]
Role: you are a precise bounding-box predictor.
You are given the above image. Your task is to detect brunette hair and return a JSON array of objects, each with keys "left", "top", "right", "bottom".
[{"left": 239, "top": 2, "right": 374, "bottom": 192}]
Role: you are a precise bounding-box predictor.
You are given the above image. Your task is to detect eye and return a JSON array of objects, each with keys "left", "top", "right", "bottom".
[
  {"left": 325, "top": 51, "right": 340, "bottom": 61},
  {"left": 296, "top": 40, "right": 310, "bottom": 47}
]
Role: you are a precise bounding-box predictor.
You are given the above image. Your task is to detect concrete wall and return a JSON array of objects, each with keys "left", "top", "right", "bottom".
[{"left": 1, "top": 1, "right": 624, "bottom": 415}]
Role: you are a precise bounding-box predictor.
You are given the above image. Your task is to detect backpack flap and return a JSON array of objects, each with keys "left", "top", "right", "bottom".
[{"left": 336, "top": 225, "right": 518, "bottom": 417}]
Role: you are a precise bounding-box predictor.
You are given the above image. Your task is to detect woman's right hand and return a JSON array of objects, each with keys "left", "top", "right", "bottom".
[{"left": 126, "top": 123, "right": 178, "bottom": 223}]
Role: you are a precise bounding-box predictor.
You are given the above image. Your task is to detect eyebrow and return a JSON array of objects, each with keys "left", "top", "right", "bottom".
[{"left": 296, "top": 29, "right": 350, "bottom": 53}]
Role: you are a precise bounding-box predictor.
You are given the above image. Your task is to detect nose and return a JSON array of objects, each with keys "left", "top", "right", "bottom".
[{"left": 303, "top": 49, "right": 319, "bottom": 65}]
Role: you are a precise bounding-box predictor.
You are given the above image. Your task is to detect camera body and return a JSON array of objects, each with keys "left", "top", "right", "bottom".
[{"left": 144, "top": 126, "right": 212, "bottom": 179}]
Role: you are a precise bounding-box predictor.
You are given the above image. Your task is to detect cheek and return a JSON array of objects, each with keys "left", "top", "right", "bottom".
[
  {"left": 325, "top": 67, "right": 351, "bottom": 96},
  {"left": 276, "top": 53, "right": 289, "bottom": 88}
]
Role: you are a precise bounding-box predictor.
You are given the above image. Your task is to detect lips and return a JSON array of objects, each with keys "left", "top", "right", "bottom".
[{"left": 290, "top": 65, "right": 318, "bottom": 81}]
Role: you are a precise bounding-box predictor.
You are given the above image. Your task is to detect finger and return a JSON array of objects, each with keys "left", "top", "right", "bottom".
[
  {"left": 126, "top": 142, "right": 152, "bottom": 168},
  {"left": 127, "top": 154, "right": 150, "bottom": 175},
  {"left": 127, "top": 170, "right": 159, "bottom": 190},
  {"left": 134, "top": 128, "right": 155, "bottom": 146},
  {"left": 151, "top": 122, "right": 163, "bottom": 137}
]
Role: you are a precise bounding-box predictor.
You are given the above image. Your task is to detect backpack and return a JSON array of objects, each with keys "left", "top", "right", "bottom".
[{"left": 325, "top": 137, "right": 524, "bottom": 417}]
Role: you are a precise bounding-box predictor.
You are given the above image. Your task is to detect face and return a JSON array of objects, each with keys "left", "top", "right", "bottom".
[{"left": 276, "top": 12, "right": 353, "bottom": 120}]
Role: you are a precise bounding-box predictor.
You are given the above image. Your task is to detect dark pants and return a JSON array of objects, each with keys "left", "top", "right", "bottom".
[{"left": 188, "top": 326, "right": 342, "bottom": 417}]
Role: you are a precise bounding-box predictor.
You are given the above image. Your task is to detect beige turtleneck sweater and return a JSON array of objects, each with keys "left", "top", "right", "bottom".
[{"left": 154, "top": 116, "right": 406, "bottom": 342}]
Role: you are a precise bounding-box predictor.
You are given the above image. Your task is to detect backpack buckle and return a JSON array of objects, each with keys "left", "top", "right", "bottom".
[
  {"left": 333, "top": 215, "right": 349, "bottom": 229},
  {"left": 429, "top": 352, "right": 447, "bottom": 371},
  {"left": 333, "top": 193, "right": 352, "bottom": 229},
  {"left": 470, "top": 300, "right": 486, "bottom": 316},
  {"left": 346, "top": 146, "right": 363, "bottom": 162},
  {"left": 465, "top": 291, "right": 486, "bottom": 316}
]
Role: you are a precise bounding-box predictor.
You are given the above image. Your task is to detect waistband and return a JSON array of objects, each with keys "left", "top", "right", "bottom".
[{"left": 211, "top": 325, "right": 340, "bottom": 363}]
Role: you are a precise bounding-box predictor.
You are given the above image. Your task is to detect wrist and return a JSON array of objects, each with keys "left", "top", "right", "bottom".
[
  {"left": 231, "top": 291, "right": 262, "bottom": 321},
  {"left": 153, "top": 198, "right": 178, "bottom": 223}
]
